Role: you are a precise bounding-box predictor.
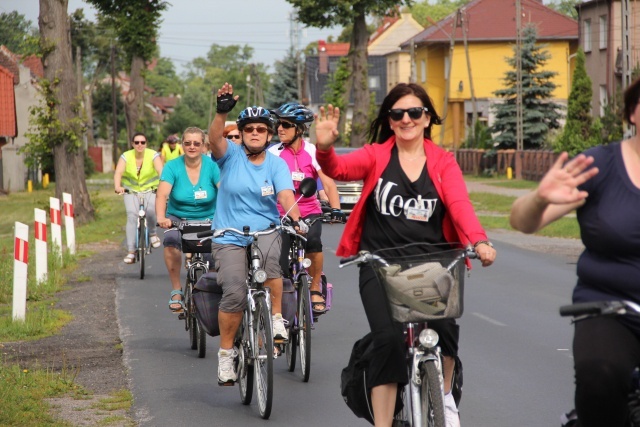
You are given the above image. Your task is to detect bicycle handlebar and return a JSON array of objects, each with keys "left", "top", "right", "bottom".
[
  {"left": 559, "top": 300, "right": 640, "bottom": 319},
  {"left": 117, "top": 188, "right": 157, "bottom": 195},
  {"left": 339, "top": 246, "right": 478, "bottom": 269}
]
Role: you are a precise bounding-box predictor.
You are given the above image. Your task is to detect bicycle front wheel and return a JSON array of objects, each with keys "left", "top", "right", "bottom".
[
  {"left": 238, "top": 311, "right": 253, "bottom": 405},
  {"left": 298, "top": 274, "right": 312, "bottom": 382},
  {"left": 138, "top": 219, "right": 146, "bottom": 280},
  {"left": 421, "top": 360, "right": 446, "bottom": 427},
  {"left": 193, "top": 269, "right": 206, "bottom": 358},
  {"left": 254, "top": 295, "right": 273, "bottom": 419}
]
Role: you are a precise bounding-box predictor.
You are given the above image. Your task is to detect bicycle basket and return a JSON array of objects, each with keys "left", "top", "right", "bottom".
[
  {"left": 180, "top": 221, "right": 212, "bottom": 254},
  {"left": 371, "top": 248, "right": 466, "bottom": 322}
]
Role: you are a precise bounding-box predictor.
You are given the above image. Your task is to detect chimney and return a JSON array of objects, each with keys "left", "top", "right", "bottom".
[{"left": 318, "top": 40, "right": 328, "bottom": 74}]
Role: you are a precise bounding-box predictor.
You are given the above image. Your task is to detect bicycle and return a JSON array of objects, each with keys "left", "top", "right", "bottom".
[
  {"left": 194, "top": 223, "right": 296, "bottom": 419},
  {"left": 559, "top": 300, "right": 640, "bottom": 427},
  {"left": 170, "top": 220, "right": 211, "bottom": 358},
  {"left": 340, "top": 243, "right": 477, "bottom": 427},
  {"left": 119, "top": 188, "right": 156, "bottom": 279}
]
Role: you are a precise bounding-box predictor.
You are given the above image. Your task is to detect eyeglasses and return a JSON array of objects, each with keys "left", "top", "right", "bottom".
[
  {"left": 388, "top": 107, "right": 429, "bottom": 121},
  {"left": 243, "top": 126, "right": 269, "bottom": 134},
  {"left": 183, "top": 141, "right": 203, "bottom": 147},
  {"left": 278, "top": 121, "right": 296, "bottom": 129},
  {"left": 227, "top": 134, "right": 241, "bottom": 140},
  {"left": 133, "top": 140, "right": 147, "bottom": 145}
]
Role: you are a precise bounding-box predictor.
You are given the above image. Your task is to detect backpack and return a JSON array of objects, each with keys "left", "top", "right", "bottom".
[{"left": 340, "top": 333, "right": 403, "bottom": 424}]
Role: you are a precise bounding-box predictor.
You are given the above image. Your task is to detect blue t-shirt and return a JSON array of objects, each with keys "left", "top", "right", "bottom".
[
  {"left": 574, "top": 142, "right": 640, "bottom": 331},
  {"left": 213, "top": 140, "right": 294, "bottom": 245},
  {"left": 161, "top": 155, "right": 220, "bottom": 221}
]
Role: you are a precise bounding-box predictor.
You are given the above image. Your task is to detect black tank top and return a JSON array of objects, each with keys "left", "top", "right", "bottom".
[{"left": 360, "top": 146, "right": 446, "bottom": 257}]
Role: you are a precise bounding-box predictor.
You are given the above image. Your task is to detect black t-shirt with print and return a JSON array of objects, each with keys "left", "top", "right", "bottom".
[{"left": 360, "top": 146, "right": 446, "bottom": 258}]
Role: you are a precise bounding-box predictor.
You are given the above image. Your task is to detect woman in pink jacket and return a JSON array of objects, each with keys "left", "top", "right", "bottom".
[{"left": 315, "top": 83, "right": 496, "bottom": 427}]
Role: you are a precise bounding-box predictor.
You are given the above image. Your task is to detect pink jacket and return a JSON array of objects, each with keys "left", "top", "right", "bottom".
[{"left": 316, "top": 136, "right": 489, "bottom": 257}]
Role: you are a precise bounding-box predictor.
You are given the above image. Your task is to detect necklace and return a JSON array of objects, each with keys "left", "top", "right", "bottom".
[{"left": 399, "top": 152, "right": 425, "bottom": 162}]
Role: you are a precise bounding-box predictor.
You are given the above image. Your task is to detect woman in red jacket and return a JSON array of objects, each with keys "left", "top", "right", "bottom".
[{"left": 315, "top": 83, "right": 496, "bottom": 427}]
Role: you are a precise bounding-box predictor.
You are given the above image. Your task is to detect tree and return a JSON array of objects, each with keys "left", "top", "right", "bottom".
[
  {"left": 265, "top": 48, "right": 300, "bottom": 108},
  {"left": 554, "top": 49, "right": 600, "bottom": 155},
  {"left": 491, "top": 25, "right": 563, "bottom": 149},
  {"left": 36, "top": 0, "right": 94, "bottom": 222},
  {"left": 146, "top": 57, "right": 183, "bottom": 97},
  {"left": 410, "top": 0, "right": 471, "bottom": 27},
  {"left": 287, "top": 0, "right": 413, "bottom": 147},
  {"left": 0, "top": 12, "right": 40, "bottom": 56},
  {"left": 87, "top": 0, "right": 168, "bottom": 141},
  {"left": 322, "top": 57, "right": 350, "bottom": 143},
  {"left": 546, "top": 0, "right": 579, "bottom": 20}
]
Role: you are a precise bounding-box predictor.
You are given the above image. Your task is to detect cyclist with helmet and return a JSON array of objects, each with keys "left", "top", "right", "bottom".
[
  {"left": 208, "top": 82, "right": 307, "bottom": 385},
  {"left": 269, "top": 102, "right": 345, "bottom": 315}
]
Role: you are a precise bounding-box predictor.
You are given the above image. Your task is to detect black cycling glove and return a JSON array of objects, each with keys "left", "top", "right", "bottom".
[
  {"left": 330, "top": 208, "right": 346, "bottom": 223},
  {"left": 290, "top": 217, "right": 309, "bottom": 234},
  {"left": 216, "top": 92, "right": 237, "bottom": 114}
]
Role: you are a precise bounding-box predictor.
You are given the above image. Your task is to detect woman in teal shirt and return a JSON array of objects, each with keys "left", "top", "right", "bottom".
[{"left": 156, "top": 127, "right": 221, "bottom": 312}]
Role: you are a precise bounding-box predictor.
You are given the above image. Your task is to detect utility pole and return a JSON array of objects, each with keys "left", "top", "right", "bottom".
[
  {"left": 110, "top": 43, "right": 118, "bottom": 166},
  {"left": 290, "top": 11, "right": 303, "bottom": 102},
  {"left": 409, "top": 37, "right": 416, "bottom": 83},
  {"left": 460, "top": 8, "right": 478, "bottom": 145},
  {"left": 515, "top": 0, "right": 524, "bottom": 178},
  {"left": 621, "top": 0, "right": 634, "bottom": 137}
]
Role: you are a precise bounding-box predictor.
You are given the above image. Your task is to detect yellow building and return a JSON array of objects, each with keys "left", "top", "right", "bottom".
[{"left": 406, "top": 0, "right": 578, "bottom": 148}]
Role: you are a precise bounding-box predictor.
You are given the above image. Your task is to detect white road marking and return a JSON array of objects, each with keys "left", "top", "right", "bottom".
[{"left": 471, "top": 312, "right": 507, "bottom": 326}]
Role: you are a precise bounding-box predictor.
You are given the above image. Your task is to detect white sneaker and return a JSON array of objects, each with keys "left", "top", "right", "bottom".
[
  {"left": 272, "top": 313, "right": 289, "bottom": 341},
  {"left": 217, "top": 348, "right": 238, "bottom": 385},
  {"left": 150, "top": 235, "right": 161, "bottom": 248},
  {"left": 444, "top": 392, "right": 461, "bottom": 427}
]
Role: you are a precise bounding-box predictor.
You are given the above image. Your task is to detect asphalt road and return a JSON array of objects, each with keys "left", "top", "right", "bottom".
[{"left": 117, "top": 225, "right": 577, "bottom": 426}]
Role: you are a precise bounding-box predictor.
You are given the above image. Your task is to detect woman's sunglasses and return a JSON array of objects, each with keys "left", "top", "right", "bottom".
[
  {"left": 133, "top": 140, "right": 147, "bottom": 145},
  {"left": 183, "top": 141, "right": 202, "bottom": 147},
  {"left": 388, "top": 107, "right": 428, "bottom": 121},
  {"left": 243, "top": 126, "right": 269, "bottom": 134},
  {"left": 278, "top": 121, "right": 296, "bottom": 129},
  {"left": 227, "top": 134, "right": 241, "bottom": 140}
]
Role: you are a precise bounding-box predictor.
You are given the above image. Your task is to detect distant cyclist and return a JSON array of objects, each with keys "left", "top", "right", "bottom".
[
  {"left": 160, "top": 134, "right": 184, "bottom": 163},
  {"left": 510, "top": 76, "right": 640, "bottom": 427},
  {"left": 113, "top": 132, "right": 163, "bottom": 264},
  {"left": 208, "top": 82, "right": 306, "bottom": 385},
  {"left": 269, "top": 102, "right": 345, "bottom": 315}
]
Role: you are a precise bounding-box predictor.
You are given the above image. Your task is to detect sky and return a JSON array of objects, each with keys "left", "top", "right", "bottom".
[{"left": 1, "top": 0, "right": 343, "bottom": 74}]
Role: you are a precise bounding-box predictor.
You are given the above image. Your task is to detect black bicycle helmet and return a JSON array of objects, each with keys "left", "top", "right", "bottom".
[
  {"left": 272, "top": 102, "right": 314, "bottom": 124},
  {"left": 236, "top": 106, "right": 277, "bottom": 132}
]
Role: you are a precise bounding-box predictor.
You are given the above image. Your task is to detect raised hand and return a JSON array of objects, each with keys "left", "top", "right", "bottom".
[
  {"left": 536, "top": 152, "right": 598, "bottom": 205},
  {"left": 216, "top": 82, "right": 239, "bottom": 114},
  {"left": 315, "top": 104, "right": 340, "bottom": 150}
]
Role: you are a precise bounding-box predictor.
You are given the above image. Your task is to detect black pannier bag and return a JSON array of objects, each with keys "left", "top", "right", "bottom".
[
  {"left": 192, "top": 272, "right": 222, "bottom": 337},
  {"left": 180, "top": 221, "right": 212, "bottom": 254}
]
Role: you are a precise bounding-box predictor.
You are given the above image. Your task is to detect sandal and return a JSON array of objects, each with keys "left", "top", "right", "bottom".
[
  {"left": 310, "top": 290, "right": 327, "bottom": 315},
  {"left": 169, "top": 289, "right": 185, "bottom": 313},
  {"left": 150, "top": 235, "right": 162, "bottom": 248},
  {"left": 123, "top": 253, "right": 136, "bottom": 264}
]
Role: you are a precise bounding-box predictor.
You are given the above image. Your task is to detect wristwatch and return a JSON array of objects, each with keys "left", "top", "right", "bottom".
[{"left": 473, "top": 240, "right": 494, "bottom": 249}]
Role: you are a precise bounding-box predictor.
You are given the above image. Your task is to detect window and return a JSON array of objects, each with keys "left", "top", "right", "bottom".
[
  {"left": 599, "top": 85, "right": 607, "bottom": 117},
  {"left": 599, "top": 15, "right": 607, "bottom": 49},
  {"left": 369, "top": 75, "right": 380, "bottom": 90},
  {"left": 584, "top": 19, "right": 592, "bottom": 52},
  {"left": 420, "top": 60, "right": 426, "bottom": 83}
]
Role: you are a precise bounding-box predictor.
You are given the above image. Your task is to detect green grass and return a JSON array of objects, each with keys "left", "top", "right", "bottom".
[{"left": 469, "top": 192, "right": 516, "bottom": 214}]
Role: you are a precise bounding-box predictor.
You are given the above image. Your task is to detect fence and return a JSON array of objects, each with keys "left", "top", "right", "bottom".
[{"left": 455, "top": 149, "right": 560, "bottom": 182}]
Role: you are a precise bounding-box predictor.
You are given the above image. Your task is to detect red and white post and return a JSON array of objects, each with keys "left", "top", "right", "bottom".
[
  {"left": 63, "top": 192, "right": 76, "bottom": 255},
  {"left": 34, "top": 208, "right": 48, "bottom": 284},
  {"left": 13, "top": 222, "right": 29, "bottom": 321},
  {"left": 50, "top": 197, "right": 62, "bottom": 260}
]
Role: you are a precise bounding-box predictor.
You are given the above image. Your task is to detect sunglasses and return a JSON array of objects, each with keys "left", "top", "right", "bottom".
[
  {"left": 388, "top": 107, "right": 428, "bottom": 121},
  {"left": 183, "top": 141, "right": 203, "bottom": 147},
  {"left": 133, "top": 140, "right": 147, "bottom": 145},
  {"left": 227, "top": 134, "right": 241, "bottom": 140},
  {"left": 279, "top": 121, "right": 296, "bottom": 129},
  {"left": 243, "top": 126, "right": 269, "bottom": 134}
]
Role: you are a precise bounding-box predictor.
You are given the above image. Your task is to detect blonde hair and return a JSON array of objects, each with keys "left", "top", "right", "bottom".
[{"left": 182, "top": 127, "right": 205, "bottom": 142}]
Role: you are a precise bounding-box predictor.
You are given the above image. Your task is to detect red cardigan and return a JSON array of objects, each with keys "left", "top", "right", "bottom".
[{"left": 316, "top": 136, "right": 489, "bottom": 257}]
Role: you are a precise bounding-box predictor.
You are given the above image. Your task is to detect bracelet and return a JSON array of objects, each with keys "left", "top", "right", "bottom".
[{"left": 473, "top": 240, "right": 493, "bottom": 248}]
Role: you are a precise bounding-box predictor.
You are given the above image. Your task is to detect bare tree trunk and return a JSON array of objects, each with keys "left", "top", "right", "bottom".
[
  {"left": 125, "top": 55, "right": 144, "bottom": 141},
  {"left": 39, "top": 0, "right": 94, "bottom": 223},
  {"left": 348, "top": 9, "right": 370, "bottom": 147}
]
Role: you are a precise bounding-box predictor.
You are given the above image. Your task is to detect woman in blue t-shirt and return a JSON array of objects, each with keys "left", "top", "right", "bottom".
[
  {"left": 510, "top": 77, "right": 640, "bottom": 427},
  {"left": 156, "top": 127, "right": 221, "bottom": 312}
]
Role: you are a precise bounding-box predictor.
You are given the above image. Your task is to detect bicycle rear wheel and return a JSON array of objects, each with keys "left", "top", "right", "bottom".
[
  {"left": 184, "top": 279, "right": 197, "bottom": 349},
  {"left": 285, "top": 323, "right": 297, "bottom": 372},
  {"left": 298, "top": 274, "right": 312, "bottom": 382},
  {"left": 254, "top": 295, "right": 273, "bottom": 419},
  {"left": 138, "top": 219, "right": 146, "bottom": 280},
  {"left": 421, "top": 360, "right": 446, "bottom": 427},
  {"left": 238, "top": 311, "right": 253, "bottom": 405}
]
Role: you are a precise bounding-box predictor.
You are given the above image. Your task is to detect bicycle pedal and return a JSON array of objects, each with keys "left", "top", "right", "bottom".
[
  {"left": 218, "top": 379, "right": 235, "bottom": 387},
  {"left": 177, "top": 312, "right": 186, "bottom": 320},
  {"left": 274, "top": 337, "right": 288, "bottom": 344}
]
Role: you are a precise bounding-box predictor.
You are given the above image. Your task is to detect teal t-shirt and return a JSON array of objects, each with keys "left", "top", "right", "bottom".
[{"left": 161, "top": 155, "right": 220, "bottom": 220}]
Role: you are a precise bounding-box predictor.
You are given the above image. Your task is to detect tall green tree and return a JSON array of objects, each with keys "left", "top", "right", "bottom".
[
  {"left": 87, "top": 0, "right": 168, "bottom": 141},
  {"left": 491, "top": 25, "right": 563, "bottom": 149},
  {"left": 0, "top": 12, "right": 39, "bottom": 56},
  {"left": 410, "top": 0, "right": 471, "bottom": 27},
  {"left": 287, "top": 0, "right": 413, "bottom": 147},
  {"left": 265, "top": 48, "right": 300, "bottom": 109},
  {"left": 554, "top": 49, "right": 600, "bottom": 155},
  {"left": 546, "top": 0, "right": 579, "bottom": 20},
  {"left": 146, "top": 57, "right": 183, "bottom": 97}
]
